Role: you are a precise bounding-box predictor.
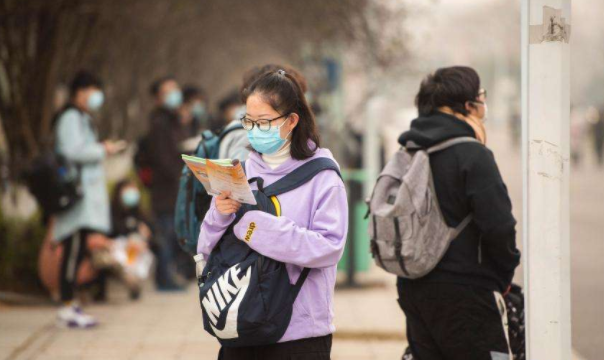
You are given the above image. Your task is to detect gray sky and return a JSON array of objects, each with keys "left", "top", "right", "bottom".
[{"left": 402, "top": 0, "right": 603, "bottom": 106}]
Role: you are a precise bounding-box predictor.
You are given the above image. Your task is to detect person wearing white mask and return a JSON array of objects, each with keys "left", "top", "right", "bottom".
[
  {"left": 179, "top": 85, "right": 209, "bottom": 137},
  {"left": 54, "top": 71, "right": 123, "bottom": 328},
  {"left": 178, "top": 86, "right": 211, "bottom": 155},
  {"left": 397, "top": 66, "right": 519, "bottom": 359},
  {"left": 146, "top": 76, "right": 189, "bottom": 291},
  {"left": 216, "top": 90, "right": 250, "bottom": 161}
]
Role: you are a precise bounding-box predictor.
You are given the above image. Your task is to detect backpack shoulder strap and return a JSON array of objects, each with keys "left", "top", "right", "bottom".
[
  {"left": 424, "top": 137, "right": 477, "bottom": 237},
  {"left": 427, "top": 136, "right": 480, "bottom": 154},
  {"left": 291, "top": 268, "right": 311, "bottom": 300},
  {"left": 218, "top": 123, "right": 244, "bottom": 142},
  {"left": 452, "top": 214, "right": 473, "bottom": 238},
  {"left": 263, "top": 158, "right": 342, "bottom": 197},
  {"left": 201, "top": 129, "right": 216, "bottom": 140},
  {"left": 51, "top": 104, "right": 78, "bottom": 131},
  {"left": 193, "top": 130, "right": 217, "bottom": 158}
]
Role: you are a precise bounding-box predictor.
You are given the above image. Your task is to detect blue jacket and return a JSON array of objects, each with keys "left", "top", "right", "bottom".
[{"left": 52, "top": 108, "right": 111, "bottom": 241}]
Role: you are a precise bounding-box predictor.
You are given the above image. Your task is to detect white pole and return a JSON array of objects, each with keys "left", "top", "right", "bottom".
[
  {"left": 522, "top": 1, "right": 572, "bottom": 359},
  {"left": 364, "top": 97, "right": 381, "bottom": 198}
]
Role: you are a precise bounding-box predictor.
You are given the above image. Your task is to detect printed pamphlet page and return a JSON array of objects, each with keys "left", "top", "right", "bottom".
[{"left": 181, "top": 155, "right": 257, "bottom": 205}]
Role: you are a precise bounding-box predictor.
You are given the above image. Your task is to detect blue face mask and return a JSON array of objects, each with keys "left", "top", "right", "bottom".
[
  {"left": 121, "top": 188, "right": 140, "bottom": 208},
  {"left": 87, "top": 91, "right": 104, "bottom": 111},
  {"left": 192, "top": 102, "right": 207, "bottom": 119},
  {"left": 247, "top": 119, "right": 292, "bottom": 155},
  {"left": 164, "top": 90, "right": 183, "bottom": 109}
]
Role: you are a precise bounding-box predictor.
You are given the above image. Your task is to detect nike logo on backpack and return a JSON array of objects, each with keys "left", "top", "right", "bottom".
[{"left": 201, "top": 264, "right": 252, "bottom": 339}]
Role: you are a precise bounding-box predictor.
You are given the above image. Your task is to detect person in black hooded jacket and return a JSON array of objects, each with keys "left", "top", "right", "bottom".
[{"left": 396, "top": 66, "right": 520, "bottom": 360}]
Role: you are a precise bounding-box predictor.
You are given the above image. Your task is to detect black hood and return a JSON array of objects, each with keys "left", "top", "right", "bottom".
[{"left": 398, "top": 111, "right": 476, "bottom": 149}]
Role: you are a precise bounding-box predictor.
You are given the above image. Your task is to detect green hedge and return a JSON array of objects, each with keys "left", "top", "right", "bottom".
[{"left": 0, "top": 208, "right": 47, "bottom": 294}]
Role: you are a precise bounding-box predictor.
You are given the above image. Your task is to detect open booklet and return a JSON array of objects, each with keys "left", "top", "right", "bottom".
[{"left": 181, "top": 155, "right": 257, "bottom": 205}]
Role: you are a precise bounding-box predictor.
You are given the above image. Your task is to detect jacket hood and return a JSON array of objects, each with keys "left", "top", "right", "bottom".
[{"left": 398, "top": 111, "right": 477, "bottom": 149}]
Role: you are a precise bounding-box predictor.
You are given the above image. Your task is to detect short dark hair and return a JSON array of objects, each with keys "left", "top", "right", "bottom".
[
  {"left": 70, "top": 70, "right": 102, "bottom": 97},
  {"left": 243, "top": 69, "right": 320, "bottom": 160},
  {"left": 218, "top": 90, "right": 241, "bottom": 114},
  {"left": 240, "top": 64, "right": 308, "bottom": 100},
  {"left": 183, "top": 85, "right": 204, "bottom": 104},
  {"left": 149, "top": 76, "right": 176, "bottom": 97},
  {"left": 415, "top": 66, "right": 481, "bottom": 117}
]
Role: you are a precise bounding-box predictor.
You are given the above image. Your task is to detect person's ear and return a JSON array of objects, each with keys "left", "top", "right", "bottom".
[
  {"left": 464, "top": 101, "right": 472, "bottom": 113},
  {"left": 465, "top": 101, "right": 478, "bottom": 114},
  {"left": 288, "top": 113, "right": 300, "bottom": 130}
]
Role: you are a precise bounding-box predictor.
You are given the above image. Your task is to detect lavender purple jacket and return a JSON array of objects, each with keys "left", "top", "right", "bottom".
[{"left": 197, "top": 147, "right": 348, "bottom": 343}]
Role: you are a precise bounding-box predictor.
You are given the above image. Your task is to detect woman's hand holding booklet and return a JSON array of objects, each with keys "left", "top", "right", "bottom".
[{"left": 181, "top": 155, "right": 257, "bottom": 205}]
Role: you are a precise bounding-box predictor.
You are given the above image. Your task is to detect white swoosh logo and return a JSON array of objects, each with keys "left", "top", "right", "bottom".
[{"left": 206, "top": 265, "right": 252, "bottom": 339}]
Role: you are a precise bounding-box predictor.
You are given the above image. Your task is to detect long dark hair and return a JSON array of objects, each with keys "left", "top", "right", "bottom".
[
  {"left": 243, "top": 69, "right": 320, "bottom": 160},
  {"left": 415, "top": 66, "right": 481, "bottom": 117}
]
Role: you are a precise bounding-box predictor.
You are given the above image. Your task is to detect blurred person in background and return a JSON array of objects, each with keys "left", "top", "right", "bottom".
[
  {"left": 587, "top": 106, "right": 604, "bottom": 167},
  {"left": 39, "top": 228, "right": 108, "bottom": 304},
  {"left": 41, "top": 179, "right": 154, "bottom": 304},
  {"left": 178, "top": 85, "right": 208, "bottom": 155},
  {"left": 570, "top": 105, "right": 587, "bottom": 167},
  {"left": 54, "top": 71, "right": 123, "bottom": 328},
  {"left": 216, "top": 90, "right": 249, "bottom": 160},
  {"left": 209, "top": 90, "right": 239, "bottom": 133},
  {"left": 396, "top": 66, "right": 520, "bottom": 360},
  {"left": 179, "top": 85, "right": 210, "bottom": 137},
  {"left": 508, "top": 106, "right": 521, "bottom": 150},
  {"left": 91, "top": 179, "right": 153, "bottom": 302},
  {"left": 146, "top": 76, "right": 188, "bottom": 291}
]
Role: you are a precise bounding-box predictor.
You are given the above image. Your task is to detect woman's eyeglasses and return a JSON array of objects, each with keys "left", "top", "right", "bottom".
[{"left": 240, "top": 114, "right": 290, "bottom": 132}]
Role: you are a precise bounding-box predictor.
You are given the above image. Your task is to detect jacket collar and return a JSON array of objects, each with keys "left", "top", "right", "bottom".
[{"left": 398, "top": 111, "right": 477, "bottom": 149}]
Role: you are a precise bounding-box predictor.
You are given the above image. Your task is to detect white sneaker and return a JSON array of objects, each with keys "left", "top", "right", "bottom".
[{"left": 56, "top": 305, "right": 98, "bottom": 329}]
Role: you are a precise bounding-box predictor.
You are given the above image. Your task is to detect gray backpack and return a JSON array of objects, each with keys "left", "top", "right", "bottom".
[{"left": 367, "top": 137, "right": 479, "bottom": 279}]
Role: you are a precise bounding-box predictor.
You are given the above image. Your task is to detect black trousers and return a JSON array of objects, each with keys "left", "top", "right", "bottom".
[
  {"left": 218, "top": 334, "right": 332, "bottom": 360},
  {"left": 397, "top": 279, "right": 511, "bottom": 360},
  {"left": 59, "top": 229, "right": 91, "bottom": 302}
]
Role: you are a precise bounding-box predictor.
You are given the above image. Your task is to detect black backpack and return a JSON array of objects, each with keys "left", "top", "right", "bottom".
[
  {"left": 23, "top": 106, "right": 83, "bottom": 216},
  {"left": 199, "top": 158, "right": 341, "bottom": 347},
  {"left": 505, "top": 284, "right": 526, "bottom": 360}
]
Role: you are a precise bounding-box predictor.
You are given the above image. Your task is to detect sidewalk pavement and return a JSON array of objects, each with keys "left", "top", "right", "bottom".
[
  {"left": 0, "top": 268, "right": 589, "bottom": 360},
  {"left": 0, "top": 269, "right": 407, "bottom": 360}
]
